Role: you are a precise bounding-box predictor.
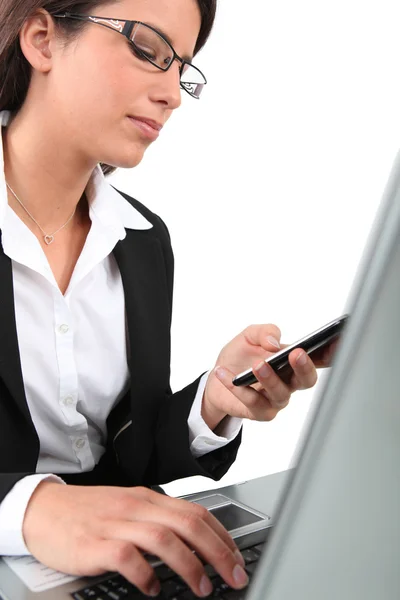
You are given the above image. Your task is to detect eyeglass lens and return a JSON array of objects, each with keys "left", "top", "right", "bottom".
[{"left": 130, "top": 23, "right": 206, "bottom": 98}]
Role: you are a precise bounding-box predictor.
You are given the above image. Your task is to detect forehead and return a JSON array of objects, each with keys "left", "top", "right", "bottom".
[{"left": 102, "top": 0, "right": 202, "bottom": 55}]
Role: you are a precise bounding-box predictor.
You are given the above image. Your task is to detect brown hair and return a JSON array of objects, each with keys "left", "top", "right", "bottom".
[{"left": 0, "top": 0, "right": 217, "bottom": 175}]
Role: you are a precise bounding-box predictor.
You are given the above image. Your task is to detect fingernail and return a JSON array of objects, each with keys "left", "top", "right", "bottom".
[
  {"left": 149, "top": 581, "right": 161, "bottom": 597},
  {"left": 233, "top": 564, "right": 249, "bottom": 588},
  {"left": 296, "top": 352, "right": 307, "bottom": 366},
  {"left": 256, "top": 361, "right": 271, "bottom": 378},
  {"left": 215, "top": 366, "right": 226, "bottom": 380},
  {"left": 235, "top": 549, "right": 246, "bottom": 567},
  {"left": 200, "top": 574, "right": 213, "bottom": 597},
  {"left": 267, "top": 336, "right": 281, "bottom": 349}
]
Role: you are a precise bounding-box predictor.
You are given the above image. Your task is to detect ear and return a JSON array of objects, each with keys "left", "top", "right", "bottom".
[{"left": 19, "top": 10, "right": 56, "bottom": 73}]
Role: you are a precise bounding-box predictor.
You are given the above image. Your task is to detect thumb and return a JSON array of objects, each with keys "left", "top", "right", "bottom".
[{"left": 243, "top": 324, "right": 282, "bottom": 352}]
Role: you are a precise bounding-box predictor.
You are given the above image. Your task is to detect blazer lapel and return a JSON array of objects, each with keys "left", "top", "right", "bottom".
[
  {"left": 0, "top": 236, "right": 33, "bottom": 423},
  {"left": 113, "top": 229, "right": 171, "bottom": 481}
]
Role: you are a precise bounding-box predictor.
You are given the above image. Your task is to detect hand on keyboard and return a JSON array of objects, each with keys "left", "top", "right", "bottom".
[
  {"left": 72, "top": 542, "right": 267, "bottom": 600},
  {"left": 23, "top": 483, "right": 249, "bottom": 597}
]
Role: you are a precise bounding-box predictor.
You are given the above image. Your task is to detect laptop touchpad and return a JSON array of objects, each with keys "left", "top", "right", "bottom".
[{"left": 210, "top": 503, "right": 264, "bottom": 530}]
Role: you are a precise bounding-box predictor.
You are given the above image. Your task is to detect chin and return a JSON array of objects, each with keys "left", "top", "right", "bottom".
[{"left": 102, "top": 147, "right": 147, "bottom": 170}]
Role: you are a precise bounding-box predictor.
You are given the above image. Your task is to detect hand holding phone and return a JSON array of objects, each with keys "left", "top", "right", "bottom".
[{"left": 232, "top": 315, "right": 349, "bottom": 387}]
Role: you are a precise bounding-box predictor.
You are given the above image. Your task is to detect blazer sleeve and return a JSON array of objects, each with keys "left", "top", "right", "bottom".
[{"left": 143, "top": 215, "right": 242, "bottom": 486}]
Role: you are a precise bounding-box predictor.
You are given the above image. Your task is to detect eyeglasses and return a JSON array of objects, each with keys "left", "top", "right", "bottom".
[{"left": 52, "top": 12, "right": 207, "bottom": 99}]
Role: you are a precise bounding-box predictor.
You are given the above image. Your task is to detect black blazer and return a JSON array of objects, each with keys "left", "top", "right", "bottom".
[{"left": 0, "top": 189, "right": 242, "bottom": 504}]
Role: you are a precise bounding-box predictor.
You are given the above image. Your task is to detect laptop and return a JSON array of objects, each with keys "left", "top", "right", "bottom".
[{"left": 2, "top": 148, "right": 400, "bottom": 599}]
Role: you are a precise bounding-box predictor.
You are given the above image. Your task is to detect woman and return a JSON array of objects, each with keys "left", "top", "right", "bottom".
[{"left": 0, "top": 0, "right": 323, "bottom": 596}]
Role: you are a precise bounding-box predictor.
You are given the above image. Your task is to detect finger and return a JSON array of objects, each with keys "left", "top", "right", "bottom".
[
  {"left": 86, "top": 537, "right": 161, "bottom": 597},
  {"left": 309, "top": 339, "right": 339, "bottom": 367},
  {"left": 100, "top": 520, "right": 217, "bottom": 597},
  {"left": 107, "top": 498, "right": 248, "bottom": 590},
  {"left": 148, "top": 504, "right": 248, "bottom": 590},
  {"left": 216, "top": 365, "right": 281, "bottom": 421},
  {"left": 252, "top": 360, "right": 292, "bottom": 410},
  {"left": 288, "top": 349, "right": 318, "bottom": 390},
  {"left": 147, "top": 494, "right": 244, "bottom": 564},
  {"left": 243, "top": 324, "right": 282, "bottom": 352},
  {"left": 174, "top": 514, "right": 249, "bottom": 592},
  {"left": 323, "top": 339, "right": 339, "bottom": 364}
]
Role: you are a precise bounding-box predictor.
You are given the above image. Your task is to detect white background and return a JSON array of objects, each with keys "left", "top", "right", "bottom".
[{"left": 109, "top": 0, "right": 400, "bottom": 496}]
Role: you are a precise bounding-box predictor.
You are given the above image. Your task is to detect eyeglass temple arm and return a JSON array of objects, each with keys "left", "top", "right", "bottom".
[{"left": 54, "top": 12, "right": 134, "bottom": 36}]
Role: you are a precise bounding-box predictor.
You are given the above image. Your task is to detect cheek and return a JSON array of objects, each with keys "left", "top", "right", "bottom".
[
  {"left": 51, "top": 46, "right": 155, "bottom": 167},
  {"left": 56, "top": 46, "right": 146, "bottom": 126}
]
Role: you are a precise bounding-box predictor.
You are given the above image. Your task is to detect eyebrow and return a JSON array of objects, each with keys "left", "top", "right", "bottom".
[{"left": 144, "top": 21, "right": 194, "bottom": 63}]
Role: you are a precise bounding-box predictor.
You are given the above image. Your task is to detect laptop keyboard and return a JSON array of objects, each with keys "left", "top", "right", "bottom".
[{"left": 71, "top": 542, "right": 265, "bottom": 600}]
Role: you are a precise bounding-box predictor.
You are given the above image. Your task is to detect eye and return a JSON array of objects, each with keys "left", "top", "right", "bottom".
[{"left": 129, "top": 42, "right": 156, "bottom": 62}]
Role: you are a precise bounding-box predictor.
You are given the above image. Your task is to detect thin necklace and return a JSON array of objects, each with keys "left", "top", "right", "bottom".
[{"left": 5, "top": 181, "right": 77, "bottom": 245}]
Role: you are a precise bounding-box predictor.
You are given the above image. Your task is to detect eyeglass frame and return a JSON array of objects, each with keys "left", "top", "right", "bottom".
[{"left": 52, "top": 12, "right": 207, "bottom": 99}]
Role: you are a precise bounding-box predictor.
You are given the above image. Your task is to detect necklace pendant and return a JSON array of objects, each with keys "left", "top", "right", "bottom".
[{"left": 44, "top": 235, "right": 55, "bottom": 245}]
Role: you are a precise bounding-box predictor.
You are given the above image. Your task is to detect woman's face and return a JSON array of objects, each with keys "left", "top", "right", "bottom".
[{"left": 25, "top": 0, "right": 202, "bottom": 169}]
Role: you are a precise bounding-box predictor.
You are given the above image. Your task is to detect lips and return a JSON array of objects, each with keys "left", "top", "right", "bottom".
[
  {"left": 129, "top": 116, "right": 163, "bottom": 132},
  {"left": 127, "top": 115, "right": 163, "bottom": 141}
]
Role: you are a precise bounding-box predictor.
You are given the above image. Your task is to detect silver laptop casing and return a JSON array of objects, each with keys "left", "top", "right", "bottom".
[{"left": 249, "top": 152, "right": 400, "bottom": 599}]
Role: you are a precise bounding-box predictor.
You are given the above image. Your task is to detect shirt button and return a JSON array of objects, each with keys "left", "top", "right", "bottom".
[
  {"left": 63, "top": 396, "right": 74, "bottom": 406},
  {"left": 74, "top": 438, "right": 86, "bottom": 450},
  {"left": 58, "top": 324, "right": 70, "bottom": 334}
]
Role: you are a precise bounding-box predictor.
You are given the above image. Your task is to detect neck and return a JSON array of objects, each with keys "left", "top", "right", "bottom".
[{"left": 2, "top": 105, "right": 97, "bottom": 232}]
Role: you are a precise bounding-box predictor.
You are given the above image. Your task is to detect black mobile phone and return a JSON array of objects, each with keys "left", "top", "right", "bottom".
[{"left": 232, "top": 314, "right": 349, "bottom": 387}]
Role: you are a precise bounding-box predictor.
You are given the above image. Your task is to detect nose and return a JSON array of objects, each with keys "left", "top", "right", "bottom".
[{"left": 149, "top": 60, "right": 182, "bottom": 110}]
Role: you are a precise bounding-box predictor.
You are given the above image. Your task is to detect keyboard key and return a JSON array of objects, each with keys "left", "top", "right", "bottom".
[
  {"left": 177, "top": 591, "right": 197, "bottom": 600},
  {"left": 220, "top": 589, "right": 248, "bottom": 600},
  {"left": 245, "top": 562, "right": 258, "bottom": 575},
  {"left": 163, "top": 578, "right": 189, "bottom": 598},
  {"left": 155, "top": 564, "right": 177, "bottom": 582},
  {"left": 110, "top": 583, "right": 144, "bottom": 599},
  {"left": 98, "top": 585, "right": 109, "bottom": 593},
  {"left": 81, "top": 589, "right": 98, "bottom": 597},
  {"left": 72, "top": 592, "right": 106, "bottom": 600},
  {"left": 116, "top": 585, "right": 131, "bottom": 596},
  {"left": 211, "top": 576, "right": 230, "bottom": 596},
  {"left": 253, "top": 544, "right": 265, "bottom": 555},
  {"left": 204, "top": 564, "right": 218, "bottom": 578},
  {"left": 241, "top": 549, "right": 259, "bottom": 564},
  {"left": 106, "top": 578, "right": 122, "bottom": 588},
  {"left": 71, "top": 588, "right": 106, "bottom": 600}
]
